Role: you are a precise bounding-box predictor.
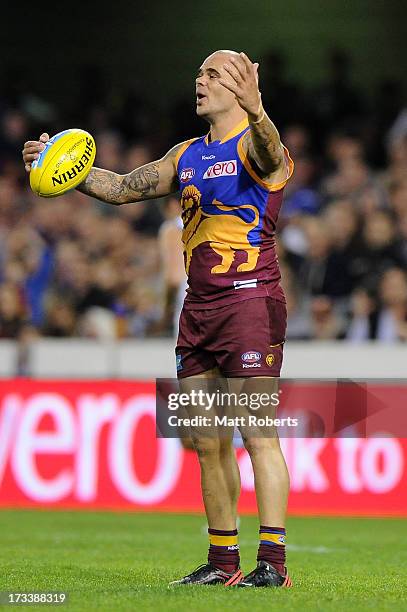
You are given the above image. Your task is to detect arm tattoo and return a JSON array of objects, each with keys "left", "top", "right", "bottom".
[
  {"left": 76, "top": 168, "right": 122, "bottom": 203},
  {"left": 77, "top": 142, "right": 184, "bottom": 205},
  {"left": 121, "top": 163, "right": 160, "bottom": 200},
  {"left": 77, "top": 163, "right": 160, "bottom": 205},
  {"left": 245, "top": 113, "right": 284, "bottom": 175}
]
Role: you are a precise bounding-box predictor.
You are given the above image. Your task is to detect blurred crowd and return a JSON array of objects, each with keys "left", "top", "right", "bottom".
[{"left": 0, "top": 48, "right": 406, "bottom": 342}]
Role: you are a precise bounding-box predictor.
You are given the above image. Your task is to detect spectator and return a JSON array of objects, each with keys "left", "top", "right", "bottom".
[
  {"left": 0, "top": 283, "right": 27, "bottom": 338},
  {"left": 388, "top": 180, "right": 407, "bottom": 220},
  {"left": 297, "top": 217, "right": 333, "bottom": 296},
  {"left": 347, "top": 269, "right": 407, "bottom": 342},
  {"left": 351, "top": 210, "right": 404, "bottom": 293},
  {"left": 157, "top": 197, "right": 187, "bottom": 334},
  {"left": 376, "top": 268, "right": 407, "bottom": 341},
  {"left": 309, "top": 296, "right": 345, "bottom": 340},
  {"left": 42, "top": 295, "right": 77, "bottom": 337}
]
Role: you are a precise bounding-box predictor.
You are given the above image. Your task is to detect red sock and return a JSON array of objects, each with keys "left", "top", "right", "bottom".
[
  {"left": 208, "top": 528, "right": 240, "bottom": 573},
  {"left": 257, "top": 526, "right": 286, "bottom": 575}
]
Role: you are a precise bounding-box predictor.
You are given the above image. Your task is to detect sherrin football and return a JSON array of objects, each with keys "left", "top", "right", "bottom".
[{"left": 30, "top": 128, "right": 96, "bottom": 197}]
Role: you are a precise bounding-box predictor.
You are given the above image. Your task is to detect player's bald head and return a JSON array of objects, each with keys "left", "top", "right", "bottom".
[{"left": 201, "top": 50, "right": 240, "bottom": 65}]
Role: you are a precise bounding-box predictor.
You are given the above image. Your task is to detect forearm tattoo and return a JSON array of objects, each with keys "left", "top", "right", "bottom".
[
  {"left": 245, "top": 115, "right": 283, "bottom": 174},
  {"left": 122, "top": 164, "right": 160, "bottom": 200},
  {"left": 77, "top": 163, "right": 160, "bottom": 204}
]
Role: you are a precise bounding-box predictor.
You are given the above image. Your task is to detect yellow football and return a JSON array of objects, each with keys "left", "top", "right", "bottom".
[{"left": 29, "top": 128, "right": 96, "bottom": 197}]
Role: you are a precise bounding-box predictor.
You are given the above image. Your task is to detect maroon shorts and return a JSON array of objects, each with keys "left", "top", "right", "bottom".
[{"left": 176, "top": 297, "right": 287, "bottom": 379}]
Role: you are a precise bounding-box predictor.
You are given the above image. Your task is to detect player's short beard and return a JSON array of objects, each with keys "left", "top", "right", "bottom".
[{"left": 196, "top": 105, "right": 212, "bottom": 122}]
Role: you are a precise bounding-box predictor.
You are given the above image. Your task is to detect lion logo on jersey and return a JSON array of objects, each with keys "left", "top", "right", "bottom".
[
  {"left": 181, "top": 185, "right": 202, "bottom": 237},
  {"left": 180, "top": 185, "right": 260, "bottom": 274}
]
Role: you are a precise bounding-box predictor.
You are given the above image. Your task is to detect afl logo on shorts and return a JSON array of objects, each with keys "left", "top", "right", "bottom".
[
  {"left": 241, "top": 351, "right": 261, "bottom": 363},
  {"left": 180, "top": 168, "right": 195, "bottom": 183},
  {"left": 266, "top": 354, "right": 275, "bottom": 367}
]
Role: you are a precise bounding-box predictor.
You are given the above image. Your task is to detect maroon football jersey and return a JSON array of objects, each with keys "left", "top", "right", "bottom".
[{"left": 176, "top": 118, "right": 294, "bottom": 309}]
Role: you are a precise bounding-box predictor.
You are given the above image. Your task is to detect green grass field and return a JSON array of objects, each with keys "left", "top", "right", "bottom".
[{"left": 0, "top": 510, "right": 406, "bottom": 611}]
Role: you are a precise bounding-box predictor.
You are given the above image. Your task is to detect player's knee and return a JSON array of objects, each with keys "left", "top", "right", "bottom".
[
  {"left": 218, "top": 438, "right": 234, "bottom": 457},
  {"left": 179, "top": 436, "right": 195, "bottom": 450},
  {"left": 192, "top": 437, "right": 221, "bottom": 461},
  {"left": 242, "top": 436, "right": 279, "bottom": 456}
]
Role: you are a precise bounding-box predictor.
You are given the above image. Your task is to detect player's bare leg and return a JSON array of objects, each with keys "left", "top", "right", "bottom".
[
  {"left": 229, "top": 376, "right": 289, "bottom": 526},
  {"left": 179, "top": 368, "right": 240, "bottom": 529},
  {"left": 229, "top": 376, "right": 292, "bottom": 587},
  {"left": 242, "top": 436, "right": 289, "bottom": 524},
  {"left": 193, "top": 435, "right": 240, "bottom": 528},
  {"left": 170, "top": 368, "right": 243, "bottom": 586}
]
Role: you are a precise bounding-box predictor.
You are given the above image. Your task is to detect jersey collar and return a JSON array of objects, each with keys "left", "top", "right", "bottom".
[{"left": 205, "top": 117, "right": 249, "bottom": 146}]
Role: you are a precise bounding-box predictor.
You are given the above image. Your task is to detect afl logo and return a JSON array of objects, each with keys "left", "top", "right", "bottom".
[
  {"left": 241, "top": 351, "right": 262, "bottom": 363},
  {"left": 180, "top": 167, "right": 195, "bottom": 183}
]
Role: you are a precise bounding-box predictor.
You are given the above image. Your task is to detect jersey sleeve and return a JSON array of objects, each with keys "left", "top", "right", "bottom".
[{"left": 174, "top": 138, "right": 199, "bottom": 174}]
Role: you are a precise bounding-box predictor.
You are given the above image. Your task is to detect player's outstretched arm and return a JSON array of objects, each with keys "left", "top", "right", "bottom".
[
  {"left": 22, "top": 134, "right": 183, "bottom": 205},
  {"left": 219, "top": 52, "right": 286, "bottom": 179},
  {"left": 77, "top": 143, "right": 182, "bottom": 204}
]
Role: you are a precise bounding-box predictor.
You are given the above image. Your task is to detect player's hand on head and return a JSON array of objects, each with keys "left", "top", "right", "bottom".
[
  {"left": 22, "top": 133, "right": 50, "bottom": 172},
  {"left": 219, "top": 52, "right": 262, "bottom": 121}
]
